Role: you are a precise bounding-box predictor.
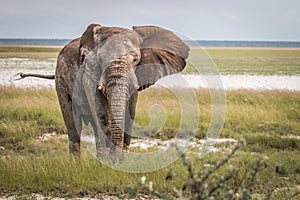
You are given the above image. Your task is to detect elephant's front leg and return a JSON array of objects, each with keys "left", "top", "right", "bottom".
[
  {"left": 94, "top": 92, "right": 111, "bottom": 155},
  {"left": 56, "top": 88, "right": 81, "bottom": 155},
  {"left": 124, "top": 91, "right": 138, "bottom": 150}
]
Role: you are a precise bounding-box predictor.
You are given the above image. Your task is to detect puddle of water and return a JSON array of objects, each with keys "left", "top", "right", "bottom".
[
  {"left": 1, "top": 68, "right": 299, "bottom": 91},
  {"left": 0, "top": 58, "right": 56, "bottom": 70},
  {"left": 0, "top": 69, "right": 55, "bottom": 88},
  {"left": 157, "top": 74, "right": 300, "bottom": 91},
  {"left": 82, "top": 135, "right": 237, "bottom": 154}
]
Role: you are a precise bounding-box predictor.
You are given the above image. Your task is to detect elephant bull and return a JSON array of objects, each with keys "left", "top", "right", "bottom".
[{"left": 18, "top": 24, "right": 190, "bottom": 156}]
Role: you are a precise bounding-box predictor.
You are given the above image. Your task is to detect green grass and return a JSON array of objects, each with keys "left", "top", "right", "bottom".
[
  {"left": 184, "top": 47, "right": 300, "bottom": 75},
  {"left": 136, "top": 89, "right": 300, "bottom": 140},
  {"left": 0, "top": 152, "right": 176, "bottom": 197},
  {"left": 0, "top": 86, "right": 299, "bottom": 198},
  {"left": 0, "top": 46, "right": 61, "bottom": 59},
  {"left": 0, "top": 87, "right": 65, "bottom": 154}
]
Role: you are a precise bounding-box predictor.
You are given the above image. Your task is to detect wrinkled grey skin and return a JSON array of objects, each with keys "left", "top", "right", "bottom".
[{"left": 39, "top": 24, "right": 189, "bottom": 155}]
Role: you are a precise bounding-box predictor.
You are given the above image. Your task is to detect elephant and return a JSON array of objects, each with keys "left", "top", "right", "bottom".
[{"left": 18, "top": 24, "right": 190, "bottom": 156}]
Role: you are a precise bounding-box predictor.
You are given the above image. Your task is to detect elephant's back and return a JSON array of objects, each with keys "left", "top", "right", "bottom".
[
  {"left": 57, "top": 37, "right": 81, "bottom": 69},
  {"left": 55, "top": 37, "right": 81, "bottom": 96}
]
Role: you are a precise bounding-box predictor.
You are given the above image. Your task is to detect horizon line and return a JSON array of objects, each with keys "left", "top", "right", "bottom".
[{"left": 0, "top": 38, "right": 300, "bottom": 43}]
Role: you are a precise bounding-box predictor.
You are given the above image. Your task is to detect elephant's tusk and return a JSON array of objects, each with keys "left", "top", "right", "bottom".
[
  {"left": 134, "top": 84, "right": 139, "bottom": 90},
  {"left": 98, "top": 84, "right": 103, "bottom": 91}
]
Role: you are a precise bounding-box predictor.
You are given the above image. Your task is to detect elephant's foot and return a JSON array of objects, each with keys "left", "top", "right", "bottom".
[
  {"left": 123, "top": 143, "right": 130, "bottom": 152},
  {"left": 112, "top": 146, "right": 129, "bottom": 160},
  {"left": 69, "top": 141, "right": 80, "bottom": 156},
  {"left": 95, "top": 146, "right": 128, "bottom": 165},
  {"left": 96, "top": 146, "right": 111, "bottom": 160}
]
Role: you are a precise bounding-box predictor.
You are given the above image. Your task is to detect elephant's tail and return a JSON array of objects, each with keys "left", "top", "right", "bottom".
[{"left": 15, "top": 72, "right": 55, "bottom": 80}]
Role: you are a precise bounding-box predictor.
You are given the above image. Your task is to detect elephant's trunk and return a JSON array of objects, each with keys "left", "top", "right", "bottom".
[
  {"left": 107, "top": 86, "right": 128, "bottom": 149},
  {"left": 103, "top": 62, "right": 138, "bottom": 150}
]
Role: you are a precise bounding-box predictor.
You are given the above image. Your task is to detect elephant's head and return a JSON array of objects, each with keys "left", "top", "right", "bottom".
[{"left": 79, "top": 24, "right": 190, "bottom": 152}]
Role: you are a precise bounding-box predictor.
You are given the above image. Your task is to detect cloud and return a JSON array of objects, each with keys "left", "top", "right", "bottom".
[{"left": 0, "top": 0, "right": 300, "bottom": 41}]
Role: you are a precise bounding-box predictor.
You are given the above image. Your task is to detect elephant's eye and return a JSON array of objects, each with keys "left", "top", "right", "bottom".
[
  {"left": 130, "top": 51, "right": 139, "bottom": 63},
  {"left": 130, "top": 50, "right": 137, "bottom": 56}
]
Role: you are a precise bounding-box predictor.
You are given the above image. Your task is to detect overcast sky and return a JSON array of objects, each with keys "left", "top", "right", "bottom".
[{"left": 1, "top": 0, "right": 299, "bottom": 41}]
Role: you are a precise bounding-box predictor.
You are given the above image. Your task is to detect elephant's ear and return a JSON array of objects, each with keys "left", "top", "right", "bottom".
[
  {"left": 78, "top": 23, "right": 102, "bottom": 65},
  {"left": 133, "top": 26, "right": 190, "bottom": 91}
]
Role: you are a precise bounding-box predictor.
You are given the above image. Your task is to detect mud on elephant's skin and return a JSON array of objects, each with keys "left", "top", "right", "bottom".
[{"left": 19, "top": 24, "right": 190, "bottom": 155}]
